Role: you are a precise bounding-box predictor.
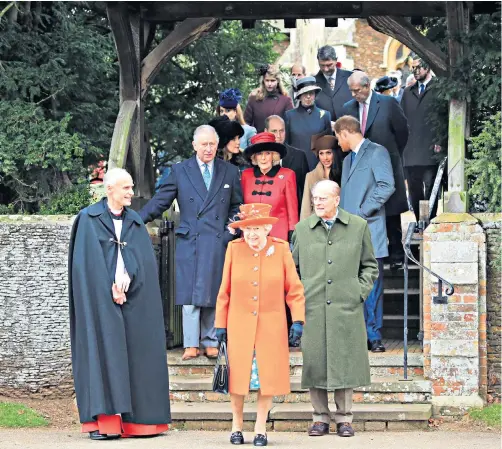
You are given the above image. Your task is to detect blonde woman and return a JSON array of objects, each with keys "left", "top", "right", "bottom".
[
  {"left": 217, "top": 88, "right": 256, "bottom": 149},
  {"left": 240, "top": 132, "right": 298, "bottom": 242},
  {"left": 244, "top": 64, "right": 293, "bottom": 133}
]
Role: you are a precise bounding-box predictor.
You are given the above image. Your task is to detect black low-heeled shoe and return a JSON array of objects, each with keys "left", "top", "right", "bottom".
[
  {"left": 230, "top": 431, "right": 244, "bottom": 445},
  {"left": 253, "top": 433, "right": 268, "bottom": 447},
  {"left": 88, "top": 430, "right": 120, "bottom": 440}
]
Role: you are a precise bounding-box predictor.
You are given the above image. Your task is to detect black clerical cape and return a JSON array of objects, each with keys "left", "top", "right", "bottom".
[{"left": 68, "top": 198, "right": 171, "bottom": 425}]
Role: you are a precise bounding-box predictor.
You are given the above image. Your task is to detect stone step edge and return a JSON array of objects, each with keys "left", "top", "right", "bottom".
[
  {"left": 167, "top": 353, "right": 424, "bottom": 367},
  {"left": 171, "top": 402, "right": 432, "bottom": 422},
  {"left": 169, "top": 377, "right": 431, "bottom": 393}
]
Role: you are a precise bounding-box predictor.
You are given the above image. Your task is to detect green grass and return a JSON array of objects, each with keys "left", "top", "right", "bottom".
[
  {"left": 0, "top": 402, "right": 49, "bottom": 428},
  {"left": 469, "top": 404, "right": 501, "bottom": 428}
]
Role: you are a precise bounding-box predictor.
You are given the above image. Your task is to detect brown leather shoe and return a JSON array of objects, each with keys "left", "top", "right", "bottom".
[
  {"left": 204, "top": 347, "right": 219, "bottom": 359},
  {"left": 308, "top": 421, "right": 329, "bottom": 436},
  {"left": 181, "top": 347, "right": 200, "bottom": 361},
  {"left": 336, "top": 422, "right": 354, "bottom": 437}
]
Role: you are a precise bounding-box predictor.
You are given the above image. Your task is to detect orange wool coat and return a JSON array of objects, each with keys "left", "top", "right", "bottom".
[{"left": 215, "top": 236, "right": 305, "bottom": 396}]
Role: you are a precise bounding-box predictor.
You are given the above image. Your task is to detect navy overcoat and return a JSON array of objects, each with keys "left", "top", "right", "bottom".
[{"left": 139, "top": 156, "right": 242, "bottom": 308}]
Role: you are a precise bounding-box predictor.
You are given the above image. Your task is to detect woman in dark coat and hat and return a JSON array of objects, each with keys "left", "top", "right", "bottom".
[
  {"left": 285, "top": 76, "right": 333, "bottom": 171},
  {"left": 216, "top": 88, "right": 257, "bottom": 149},
  {"left": 209, "top": 115, "right": 250, "bottom": 177},
  {"left": 374, "top": 75, "right": 398, "bottom": 96},
  {"left": 240, "top": 133, "right": 298, "bottom": 242}
]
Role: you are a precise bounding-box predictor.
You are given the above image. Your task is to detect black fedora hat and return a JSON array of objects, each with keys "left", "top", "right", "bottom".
[
  {"left": 244, "top": 132, "right": 287, "bottom": 160},
  {"left": 208, "top": 115, "right": 244, "bottom": 149},
  {"left": 374, "top": 76, "right": 398, "bottom": 93}
]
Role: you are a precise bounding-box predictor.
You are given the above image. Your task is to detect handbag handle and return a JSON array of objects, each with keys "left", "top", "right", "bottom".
[{"left": 216, "top": 341, "right": 229, "bottom": 366}]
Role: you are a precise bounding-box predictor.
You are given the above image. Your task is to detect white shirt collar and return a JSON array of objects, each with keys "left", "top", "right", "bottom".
[
  {"left": 323, "top": 208, "right": 339, "bottom": 224},
  {"left": 360, "top": 90, "right": 372, "bottom": 107},
  {"left": 196, "top": 155, "right": 214, "bottom": 171},
  {"left": 419, "top": 75, "right": 433, "bottom": 88},
  {"left": 324, "top": 68, "right": 337, "bottom": 82},
  {"left": 352, "top": 138, "right": 365, "bottom": 155}
]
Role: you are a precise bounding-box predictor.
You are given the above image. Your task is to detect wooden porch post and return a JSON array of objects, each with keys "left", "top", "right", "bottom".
[{"left": 443, "top": 2, "right": 470, "bottom": 213}]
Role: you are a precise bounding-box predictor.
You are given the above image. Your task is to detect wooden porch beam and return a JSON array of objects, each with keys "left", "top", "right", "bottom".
[
  {"left": 141, "top": 17, "right": 219, "bottom": 99},
  {"left": 367, "top": 16, "right": 449, "bottom": 77}
]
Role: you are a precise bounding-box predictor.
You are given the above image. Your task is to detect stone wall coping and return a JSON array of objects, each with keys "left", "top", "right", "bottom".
[
  {"left": 0, "top": 215, "right": 75, "bottom": 224},
  {"left": 431, "top": 213, "right": 478, "bottom": 225}
]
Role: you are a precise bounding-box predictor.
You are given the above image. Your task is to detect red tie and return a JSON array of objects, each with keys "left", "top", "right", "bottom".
[{"left": 361, "top": 102, "right": 368, "bottom": 135}]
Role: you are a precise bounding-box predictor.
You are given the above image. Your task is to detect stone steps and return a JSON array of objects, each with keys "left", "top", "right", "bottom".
[
  {"left": 170, "top": 402, "right": 432, "bottom": 432},
  {"left": 167, "top": 351, "right": 424, "bottom": 379},
  {"left": 169, "top": 376, "right": 432, "bottom": 404}
]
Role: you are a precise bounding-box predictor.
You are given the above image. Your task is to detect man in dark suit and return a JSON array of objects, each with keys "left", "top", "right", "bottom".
[
  {"left": 343, "top": 71, "right": 409, "bottom": 270},
  {"left": 314, "top": 45, "right": 353, "bottom": 124},
  {"left": 265, "top": 114, "right": 309, "bottom": 213},
  {"left": 401, "top": 54, "right": 441, "bottom": 222},
  {"left": 139, "top": 125, "right": 242, "bottom": 361},
  {"left": 335, "top": 116, "right": 395, "bottom": 353}
]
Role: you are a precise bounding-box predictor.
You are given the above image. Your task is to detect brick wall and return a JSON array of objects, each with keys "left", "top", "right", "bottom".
[{"left": 346, "top": 19, "right": 388, "bottom": 79}]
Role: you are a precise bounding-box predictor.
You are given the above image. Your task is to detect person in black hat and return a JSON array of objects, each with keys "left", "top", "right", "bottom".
[
  {"left": 284, "top": 76, "right": 332, "bottom": 171},
  {"left": 240, "top": 132, "right": 299, "bottom": 243},
  {"left": 374, "top": 75, "right": 399, "bottom": 96},
  {"left": 209, "top": 116, "right": 250, "bottom": 177},
  {"left": 216, "top": 88, "right": 257, "bottom": 149}
]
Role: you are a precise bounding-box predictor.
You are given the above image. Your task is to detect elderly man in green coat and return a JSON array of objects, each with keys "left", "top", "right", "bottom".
[{"left": 292, "top": 180, "right": 378, "bottom": 438}]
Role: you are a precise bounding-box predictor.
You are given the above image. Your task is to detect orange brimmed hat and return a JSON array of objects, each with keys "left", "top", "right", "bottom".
[{"left": 229, "top": 203, "right": 279, "bottom": 229}]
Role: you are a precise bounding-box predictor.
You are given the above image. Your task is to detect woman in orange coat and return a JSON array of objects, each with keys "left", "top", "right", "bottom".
[
  {"left": 215, "top": 203, "right": 305, "bottom": 446},
  {"left": 241, "top": 132, "right": 298, "bottom": 243}
]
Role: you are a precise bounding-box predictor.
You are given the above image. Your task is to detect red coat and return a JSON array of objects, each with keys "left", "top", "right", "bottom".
[{"left": 241, "top": 166, "right": 298, "bottom": 241}]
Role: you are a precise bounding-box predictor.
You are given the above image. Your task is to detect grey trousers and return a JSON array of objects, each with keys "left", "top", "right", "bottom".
[
  {"left": 182, "top": 305, "right": 217, "bottom": 348},
  {"left": 309, "top": 387, "right": 354, "bottom": 424}
]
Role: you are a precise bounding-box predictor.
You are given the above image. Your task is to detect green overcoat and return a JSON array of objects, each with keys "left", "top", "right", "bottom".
[{"left": 292, "top": 208, "right": 378, "bottom": 390}]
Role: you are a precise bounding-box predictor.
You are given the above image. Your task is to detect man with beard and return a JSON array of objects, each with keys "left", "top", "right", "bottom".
[
  {"left": 401, "top": 54, "right": 442, "bottom": 222},
  {"left": 68, "top": 168, "right": 171, "bottom": 440}
]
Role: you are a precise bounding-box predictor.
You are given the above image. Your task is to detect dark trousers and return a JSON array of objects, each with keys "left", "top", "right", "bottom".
[
  {"left": 386, "top": 214, "right": 404, "bottom": 264},
  {"left": 364, "top": 258, "right": 384, "bottom": 341},
  {"left": 405, "top": 165, "right": 439, "bottom": 222}
]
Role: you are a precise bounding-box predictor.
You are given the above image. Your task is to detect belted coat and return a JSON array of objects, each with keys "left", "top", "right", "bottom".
[
  {"left": 215, "top": 237, "right": 305, "bottom": 395},
  {"left": 139, "top": 156, "right": 242, "bottom": 308},
  {"left": 241, "top": 165, "right": 298, "bottom": 241},
  {"left": 292, "top": 209, "right": 378, "bottom": 390}
]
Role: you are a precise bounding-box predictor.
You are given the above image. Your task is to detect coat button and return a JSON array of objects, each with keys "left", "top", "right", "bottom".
[
  {"left": 217, "top": 233, "right": 221, "bottom": 238},
  {"left": 216, "top": 215, "right": 219, "bottom": 220},
  {"left": 252, "top": 311, "right": 257, "bottom": 316},
  {"left": 190, "top": 197, "right": 194, "bottom": 202},
  {"left": 253, "top": 281, "right": 258, "bottom": 286},
  {"left": 327, "top": 279, "right": 332, "bottom": 284},
  {"left": 254, "top": 253, "right": 259, "bottom": 257},
  {"left": 221, "top": 198, "right": 226, "bottom": 203},
  {"left": 253, "top": 266, "right": 259, "bottom": 271},
  {"left": 328, "top": 260, "right": 332, "bottom": 264},
  {"left": 252, "top": 296, "right": 258, "bottom": 301},
  {"left": 327, "top": 300, "right": 331, "bottom": 305},
  {"left": 196, "top": 233, "right": 200, "bottom": 237},
  {"left": 328, "top": 240, "right": 332, "bottom": 245}
]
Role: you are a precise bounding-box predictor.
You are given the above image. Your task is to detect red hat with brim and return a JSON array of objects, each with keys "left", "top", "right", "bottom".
[
  {"left": 244, "top": 132, "right": 287, "bottom": 160},
  {"left": 228, "top": 203, "right": 279, "bottom": 229}
]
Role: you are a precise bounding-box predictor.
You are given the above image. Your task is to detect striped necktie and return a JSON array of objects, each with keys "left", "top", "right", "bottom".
[
  {"left": 325, "top": 220, "right": 334, "bottom": 230},
  {"left": 419, "top": 83, "right": 425, "bottom": 95},
  {"left": 203, "top": 163, "right": 211, "bottom": 190}
]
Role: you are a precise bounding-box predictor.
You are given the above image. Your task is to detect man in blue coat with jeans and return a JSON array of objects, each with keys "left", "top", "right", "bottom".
[
  {"left": 140, "top": 125, "right": 242, "bottom": 361},
  {"left": 335, "top": 116, "right": 395, "bottom": 353}
]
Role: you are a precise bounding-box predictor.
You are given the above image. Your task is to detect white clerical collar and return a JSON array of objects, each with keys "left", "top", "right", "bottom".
[{"left": 352, "top": 138, "right": 366, "bottom": 155}]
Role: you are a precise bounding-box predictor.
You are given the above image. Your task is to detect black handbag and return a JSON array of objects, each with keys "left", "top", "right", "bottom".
[{"left": 212, "top": 341, "right": 230, "bottom": 394}]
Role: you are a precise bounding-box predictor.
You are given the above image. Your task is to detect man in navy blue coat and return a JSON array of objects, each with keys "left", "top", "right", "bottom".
[
  {"left": 342, "top": 71, "right": 409, "bottom": 270},
  {"left": 139, "top": 125, "right": 242, "bottom": 361}
]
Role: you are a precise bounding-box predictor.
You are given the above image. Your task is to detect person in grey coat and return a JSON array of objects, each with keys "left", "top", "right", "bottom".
[
  {"left": 343, "top": 71, "right": 409, "bottom": 270},
  {"left": 139, "top": 125, "right": 242, "bottom": 361},
  {"left": 335, "top": 116, "right": 395, "bottom": 353}
]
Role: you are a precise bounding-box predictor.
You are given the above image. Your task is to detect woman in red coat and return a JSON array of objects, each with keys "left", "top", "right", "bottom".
[{"left": 241, "top": 133, "right": 298, "bottom": 242}]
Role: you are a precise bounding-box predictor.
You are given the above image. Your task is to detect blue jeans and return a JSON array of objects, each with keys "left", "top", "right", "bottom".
[{"left": 364, "top": 258, "right": 384, "bottom": 341}]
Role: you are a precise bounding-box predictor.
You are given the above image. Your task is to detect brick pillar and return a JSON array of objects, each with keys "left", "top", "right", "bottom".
[{"left": 422, "top": 213, "right": 487, "bottom": 416}]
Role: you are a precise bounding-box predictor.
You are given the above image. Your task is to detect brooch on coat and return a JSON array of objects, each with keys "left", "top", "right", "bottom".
[
  {"left": 278, "top": 174, "right": 284, "bottom": 179},
  {"left": 266, "top": 245, "right": 275, "bottom": 257}
]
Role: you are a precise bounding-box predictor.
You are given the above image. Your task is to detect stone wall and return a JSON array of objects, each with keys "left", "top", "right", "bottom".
[
  {"left": 474, "top": 214, "right": 502, "bottom": 401},
  {"left": 0, "top": 216, "right": 74, "bottom": 398}
]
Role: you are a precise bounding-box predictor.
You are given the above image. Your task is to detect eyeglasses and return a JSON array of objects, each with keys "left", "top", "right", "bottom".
[{"left": 412, "top": 64, "right": 427, "bottom": 72}]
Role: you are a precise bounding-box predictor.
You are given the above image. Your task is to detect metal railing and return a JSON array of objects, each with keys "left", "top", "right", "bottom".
[{"left": 401, "top": 156, "right": 454, "bottom": 380}]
